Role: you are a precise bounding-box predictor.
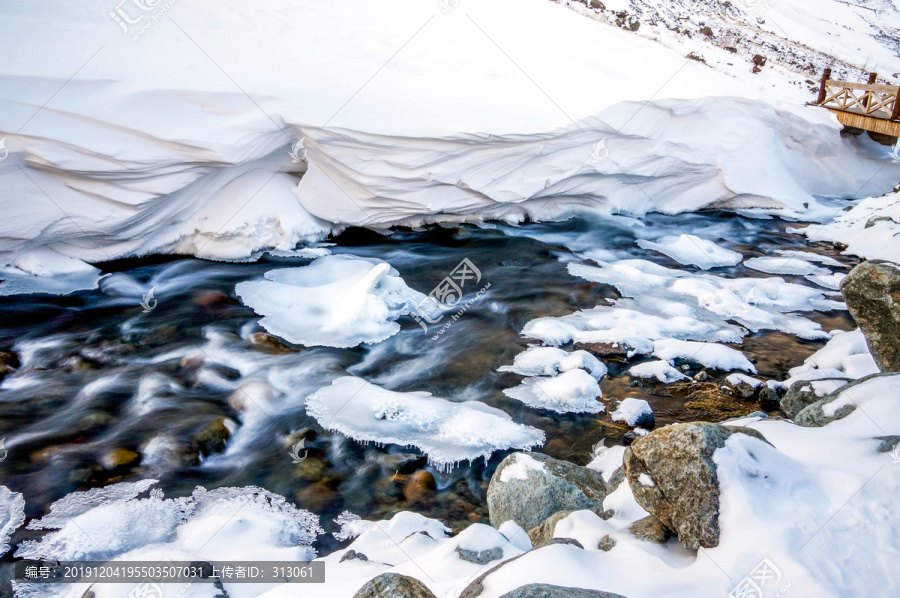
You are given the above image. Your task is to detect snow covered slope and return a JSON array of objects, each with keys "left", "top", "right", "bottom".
[{"left": 1, "top": 0, "right": 899, "bottom": 286}]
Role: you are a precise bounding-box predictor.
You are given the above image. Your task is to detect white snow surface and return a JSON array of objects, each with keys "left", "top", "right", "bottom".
[
  {"left": 1, "top": 0, "right": 900, "bottom": 289},
  {"left": 637, "top": 234, "right": 742, "bottom": 269},
  {"left": 801, "top": 191, "right": 900, "bottom": 262},
  {"left": 305, "top": 377, "right": 544, "bottom": 470},
  {"left": 498, "top": 346, "right": 607, "bottom": 379},
  {"left": 502, "top": 369, "right": 605, "bottom": 414},
  {"left": 498, "top": 453, "right": 548, "bottom": 483},
  {"left": 611, "top": 398, "right": 653, "bottom": 427},
  {"left": 235, "top": 254, "right": 427, "bottom": 348},
  {"left": 783, "top": 328, "right": 880, "bottom": 390}
]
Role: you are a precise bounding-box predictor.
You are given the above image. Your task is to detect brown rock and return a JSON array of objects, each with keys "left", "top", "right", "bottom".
[
  {"left": 100, "top": 448, "right": 139, "bottom": 470},
  {"left": 247, "top": 332, "right": 297, "bottom": 355},
  {"left": 353, "top": 573, "right": 436, "bottom": 598},
  {"left": 840, "top": 260, "right": 900, "bottom": 372},
  {"left": 629, "top": 515, "right": 672, "bottom": 544},
  {"left": 403, "top": 470, "right": 436, "bottom": 503}
]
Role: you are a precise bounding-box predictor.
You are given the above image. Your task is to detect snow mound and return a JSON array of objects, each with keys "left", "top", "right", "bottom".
[
  {"left": 801, "top": 191, "right": 900, "bottom": 262},
  {"left": 502, "top": 369, "right": 605, "bottom": 414},
  {"left": 305, "top": 377, "right": 544, "bottom": 470},
  {"left": 637, "top": 234, "right": 742, "bottom": 269},
  {"left": 629, "top": 359, "right": 688, "bottom": 383},
  {"left": 235, "top": 254, "right": 427, "bottom": 348},
  {"left": 498, "top": 346, "right": 607, "bottom": 378},
  {"left": 653, "top": 338, "right": 755, "bottom": 373},
  {"left": 611, "top": 398, "right": 653, "bottom": 427},
  {"left": 0, "top": 486, "right": 25, "bottom": 558},
  {"left": 783, "top": 328, "right": 879, "bottom": 389}
]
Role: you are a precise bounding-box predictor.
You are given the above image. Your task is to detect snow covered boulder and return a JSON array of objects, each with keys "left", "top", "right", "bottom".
[
  {"left": 487, "top": 453, "right": 608, "bottom": 531},
  {"left": 498, "top": 584, "right": 627, "bottom": 598},
  {"left": 840, "top": 260, "right": 900, "bottom": 372},
  {"left": 611, "top": 398, "right": 655, "bottom": 429},
  {"left": 794, "top": 373, "right": 898, "bottom": 427},
  {"left": 353, "top": 573, "right": 436, "bottom": 598},
  {"left": 623, "top": 422, "right": 770, "bottom": 549},
  {"left": 780, "top": 378, "right": 850, "bottom": 419}
]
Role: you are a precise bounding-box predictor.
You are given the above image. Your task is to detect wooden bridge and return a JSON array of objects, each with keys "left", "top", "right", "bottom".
[{"left": 813, "top": 68, "right": 900, "bottom": 138}]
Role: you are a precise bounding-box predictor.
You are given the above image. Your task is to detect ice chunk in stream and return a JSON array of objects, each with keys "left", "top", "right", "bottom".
[
  {"left": 498, "top": 346, "right": 607, "bottom": 378},
  {"left": 637, "top": 234, "right": 742, "bottom": 269},
  {"left": 236, "top": 254, "right": 427, "bottom": 348},
  {"left": 1, "top": 486, "right": 25, "bottom": 558},
  {"left": 744, "top": 256, "right": 830, "bottom": 276},
  {"left": 305, "top": 377, "right": 544, "bottom": 470},
  {"left": 652, "top": 338, "right": 756, "bottom": 373},
  {"left": 502, "top": 369, "right": 604, "bottom": 414},
  {"left": 629, "top": 360, "right": 688, "bottom": 383}
]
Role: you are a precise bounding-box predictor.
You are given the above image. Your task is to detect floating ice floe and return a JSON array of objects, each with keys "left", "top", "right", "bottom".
[
  {"left": 611, "top": 398, "right": 653, "bottom": 427},
  {"left": 0, "top": 486, "right": 25, "bottom": 558},
  {"left": 236, "top": 254, "right": 427, "bottom": 348},
  {"left": 502, "top": 369, "right": 604, "bottom": 414},
  {"left": 305, "top": 377, "right": 544, "bottom": 470},
  {"left": 652, "top": 338, "right": 756, "bottom": 373},
  {"left": 629, "top": 359, "right": 689, "bottom": 383},
  {"left": 498, "top": 346, "right": 607, "bottom": 379},
  {"left": 637, "top": 234, "right": 742, "bottom": 269}
]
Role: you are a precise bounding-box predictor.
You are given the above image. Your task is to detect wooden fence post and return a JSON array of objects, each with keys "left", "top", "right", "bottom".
[
  {"left": 863, "top": 73, "right": 878, "bottom": 111},
  {"left": 891, "top": 87, "right": 900, "bottom": 120},
  {"left": 817, "top": 68, "right": 832, "bottom": 105}
]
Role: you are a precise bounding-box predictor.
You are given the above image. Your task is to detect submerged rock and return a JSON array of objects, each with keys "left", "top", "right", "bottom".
[
  {"left": 623, "top": 422, "right": 770, "bottom": 549},
  {"left": 840, "top": 260, "right": 900, "bottom": 372},
  {"left": 487, "top": 453, "right": 608, "bottom": 531},
  {"left": 353, "top": 573, "right": 436, "bottom": 598}
]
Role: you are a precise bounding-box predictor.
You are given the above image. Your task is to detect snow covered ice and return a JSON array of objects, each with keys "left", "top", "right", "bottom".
[
  {"left": 235, "top": 254, "right": 427, "bottom": 348},
  {"left": 306, "top": 376, "right": 544, "bottom": 470}
]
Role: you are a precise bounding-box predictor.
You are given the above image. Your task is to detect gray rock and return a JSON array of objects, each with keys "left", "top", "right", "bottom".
[
  {"left": 876, "top": 435, "right": 900, "bottom": 453},
  {"left": 340, "top": 550, "right": 369, "bottom": 563},
  {"left": 727, "top": 378, "right": 758, "bottom": 400},
  {"left": 841, "top": 260, "right": 900, "bottom": 372},
  {"left": 353, "top": 573, "right": 436, "bottom": 598},
  {"left": 487, "top": 453, "right": 608, "bottom": 531},
  {"left": 598, "top": 535, "right": 616, "bottom": 551},
  {"left": 623, "top": 422, "right": 770, "bottom": 549},
  {"left": 757, "top": 387, "right": 780, "bottom": 411},
  {"left": 498, "top": 584, "right": 627, "bottom": 598},
  {"left": 780, "top": 379, "right": 850, "bottom": 419},
  {"left": 456, "top": 546, "right": 503, "bottom": 565},
  {"left": 794, "top": 373, "right": 896, "bottom": 427},
  {"left": 628, "top": 515, "right": 672, "bottom": 545},
  {"left": 527, "top": 510, "right": 574, "bottom": 548}
]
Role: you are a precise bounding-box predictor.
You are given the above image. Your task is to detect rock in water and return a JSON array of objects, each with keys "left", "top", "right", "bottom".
[
  {"left": 353, "top": 573, "right": 436, "bottom": 598},
  {"left": 487, "top": 453, "right": 608, "bottom": 531},
  {"left": 498, "top": 585, "right": 627, "bottom": 598},
  {"left": 623, "top": 422, "right": 770, "bottom": 549},
  {"left": 840, "top": 260, "right": 900, "bottom": 372}
]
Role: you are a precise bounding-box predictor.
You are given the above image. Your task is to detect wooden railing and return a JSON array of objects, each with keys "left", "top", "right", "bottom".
[{"left": 815, "top": 68, "right": 900, "bottom": 121}]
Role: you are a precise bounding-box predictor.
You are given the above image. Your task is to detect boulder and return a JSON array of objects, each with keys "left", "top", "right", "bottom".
[
  {"left": 456, "top": 546, "right": 503, "bottom": 565},
  {"left": 780, "top": 379, "right": 850, "bottom": 419},
  {"left": 498, "top": 585, "right": 626, "bottom": 598},
  {"left": 794, "top": 373, "right": 895, "bottom": 427},
  {"left": 487, "top": 453, "right": 608, "bottom": 531},
  {"left": 353, "top": 573, "right": 436, "bottom": 598},
  {"left": 623, "top": 422, "right": 770, "bottom": 549},
  {"left": 628, "top": 515, "right": 672, "bottom": 545},
  {"left": 840, "top": 260, "right": 900, "bottom": 372},
  {"left": 527, "top": 510, "right": 574, "bottom": 547}
]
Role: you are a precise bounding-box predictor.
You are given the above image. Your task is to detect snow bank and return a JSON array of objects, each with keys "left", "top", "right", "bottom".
[
  {"left": 305, "top": 377, "right": 544, "bottom": 470},
  {"left": 1, "top": 0, "right": 899, "bottom": 286},
  {"left": 800, "top": 191, "right": 900, "bottom": 262},
  {"left": 235, "top": 255, "right": 426, "bottom": 348},
  {"left": 637, "top": 234, "right": 742, "bottom": 269},
  {"left": 502, "top": 369, "right": 605, "bottom": 414},
  {"left": 783, "top": 328, "right": 879, "bottom": 389}
]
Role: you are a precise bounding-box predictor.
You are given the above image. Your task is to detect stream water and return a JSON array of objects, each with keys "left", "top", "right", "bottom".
[{"left": 0, "top": 211, "right": 857, "bottom": 558}]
